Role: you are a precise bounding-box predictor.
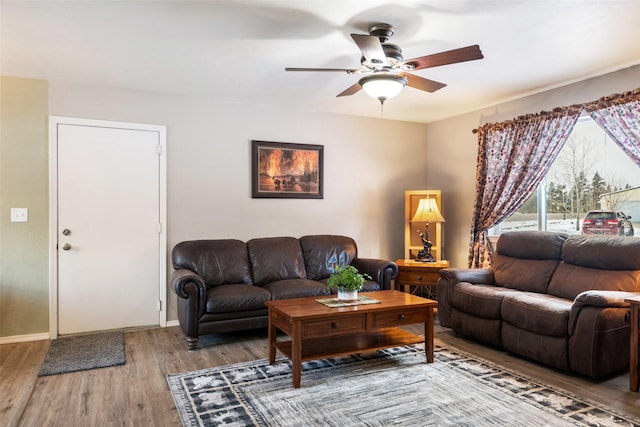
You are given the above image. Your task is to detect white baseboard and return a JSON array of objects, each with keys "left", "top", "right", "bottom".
[
  {"left": 0, "top": 332, "right": 50, "bottom": 345},
  {"left": 1, "top": 322, "right": 179, "bottom": 344}
]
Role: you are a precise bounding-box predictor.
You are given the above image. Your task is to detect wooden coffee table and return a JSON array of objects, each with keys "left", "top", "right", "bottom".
[{"left": 265, "top": 290, "right": 437, "bottom": 388}]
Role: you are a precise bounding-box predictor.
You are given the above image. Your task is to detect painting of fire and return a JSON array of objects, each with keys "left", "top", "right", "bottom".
[{"left": 251, "top": 140, "right": 323, "bottom": 198}]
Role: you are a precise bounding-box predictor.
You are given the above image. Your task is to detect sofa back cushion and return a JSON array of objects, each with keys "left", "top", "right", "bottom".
[
  {"left": 493, "top": 256, "right": 562, "bottom": 293},
  {"left": 493, "top": 231, "right": 568, "bottom": 293},
  {"left": 547, "top": 264, "right": 640, "bottom": 300},
  {"left": 299, "top": 235, "right": 358, "bottom": 280},
  {"left": 561, "top": 235, "right": 640, "bottom": 270},
  {"left": 172, "top": 239, "right": 253, "bottom": 286},
  {"left": 247, "top": 237, "right": 307, "bottom": 286},
  {"left": 547, "top": 235, "right": 640, "bottom": 299},
  {"left": 496, "top": 231, "right": 568, "bottom": 260}
]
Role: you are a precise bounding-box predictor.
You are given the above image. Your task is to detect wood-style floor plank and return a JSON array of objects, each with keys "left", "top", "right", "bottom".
[
  {"left": 1, "top": 322, "right": 638, "bottom": 425},
  {"left": 0, "top": 340, "right": 50, "bottom": 427}
]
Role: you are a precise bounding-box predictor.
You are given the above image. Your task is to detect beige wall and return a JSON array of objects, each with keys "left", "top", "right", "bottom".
[
  {"left": 0, "top": 80, "right": 429, "bottom": 336},
  {"left": 427, "top": 65, "right": 640, "bottom": 267},
  {"left": 0, "top": 76, "right": 49, "bottom": 337}
]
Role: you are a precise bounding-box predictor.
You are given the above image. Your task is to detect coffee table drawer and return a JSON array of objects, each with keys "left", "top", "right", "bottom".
[
  {"left": 372, "top": 309, "right": 426, "bottom": 328},
  {"left": 303, "top": 315, "right": 366, "bottom": 338}
]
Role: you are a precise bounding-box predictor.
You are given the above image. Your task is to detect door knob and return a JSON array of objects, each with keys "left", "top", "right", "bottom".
[
  {"left": 62, "top": 228, "right": 71, "bottom": 236},
  {"left": 62, "top": 243, "right": 72, "bottom": 250}
]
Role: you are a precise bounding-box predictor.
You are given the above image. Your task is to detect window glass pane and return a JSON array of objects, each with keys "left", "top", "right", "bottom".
[
  {"left": 492, "top": 115, "right": 639, "bottom": 237},
  {"left": 498, "top": 191, "right": 539, "bottom": 233}
]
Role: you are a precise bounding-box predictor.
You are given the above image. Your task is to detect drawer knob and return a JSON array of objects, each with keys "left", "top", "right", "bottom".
[
  {"left": 331, "top": 322, "right": 338, "bottom": 329},
  {"left": 399, "top": 314, "right": 406, "bottom": 320},
  {"left": 417, "top": 276, "right": 423, "bottom": 281}
]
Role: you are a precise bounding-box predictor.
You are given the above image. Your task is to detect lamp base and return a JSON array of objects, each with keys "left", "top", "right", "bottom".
[{"left": 415, "top": 248, "right": 435, "bottom": 262}]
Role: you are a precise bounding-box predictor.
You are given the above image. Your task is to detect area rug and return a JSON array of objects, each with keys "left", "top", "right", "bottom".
[
  {"left": 167, "top": 344, "right": 640, "bottom": 427},
  {"left": 38, "top": 332, "right": 125, "bottom": 376}
]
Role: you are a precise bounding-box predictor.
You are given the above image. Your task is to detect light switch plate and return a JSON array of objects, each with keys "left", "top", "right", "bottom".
[{"left": 11, "top": 208, "right": 28, "bottom": 222}]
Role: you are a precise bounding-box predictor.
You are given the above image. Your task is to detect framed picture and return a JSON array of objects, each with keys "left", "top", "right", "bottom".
[{"left": 251, "top": 140, "right": 324, "bottom": 199}]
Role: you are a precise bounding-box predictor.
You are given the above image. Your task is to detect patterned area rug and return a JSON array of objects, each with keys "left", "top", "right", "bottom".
[
  {"left": 167, "top": 344, "right": 639, "bottom": 427},
  {"left": 38, "top": 332, "right": 125, "bottom": 376}
]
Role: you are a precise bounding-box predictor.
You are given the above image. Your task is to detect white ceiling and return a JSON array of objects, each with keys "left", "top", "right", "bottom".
[{"left": 2, "top": 0, "right": 640, "bottom": 123}]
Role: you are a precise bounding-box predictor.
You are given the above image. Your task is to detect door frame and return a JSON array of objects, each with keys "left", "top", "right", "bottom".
[{"left": 48, "top": 116, "right": 167, "bottom": 338}]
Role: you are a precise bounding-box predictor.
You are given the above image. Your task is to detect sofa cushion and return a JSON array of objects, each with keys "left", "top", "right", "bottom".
[
  {"left": 493, "top": 231, "right": 566, "bottom": 292},
  {"left": 500, "top": 292, "right": 571, "bottom": 337},
  {"left": 361, "top": 280, "right": 381, "bottom": 292},
  {"left": 450, "top": 283, "right": 520, "bottom": 320},
  {"left": 562, "top": 235, "right": 640, "bottom": 270},
  {"left": 299, "top": 235, "right": 357, "bottom": 280},
  {"left": 172, "top": 239, "right": 253, "bottom": 286},
  {"left": 205, "top": 284, "right": 271, "bottom": 313},
  {"left": 263, "top": 279, "right": 329, "bottom": 300},
  {"left": 247, "top": 237, "right": 307, "bottom": 286},
  {"left": 547, "top": 263, "right": 640, "bottom": 300},
  {"left": 493, "top": 255, "right": 560, "bottom": 293},
  {"left": 496, "top": 231, "right": 568, "bottom": 260}
]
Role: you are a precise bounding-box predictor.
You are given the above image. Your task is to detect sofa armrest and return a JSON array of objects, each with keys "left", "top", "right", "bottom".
[
  {"left": 351, "top": 258, "right": 398, "bottom": 291},
  {"left": 171, "top": 268, "right": 209, "bottom": 318},
  {"left": 568, "top": 290, "right": 639, "bottom": 335},
  {"left": 574, "top": 290, "right": 639, "bottom": 308},
  {"left": 567, "top": 290, "right": 639, "bottom": 377},
  {"left": 436, "top": 268, "right": 494, "bottom": 328},
  {"left": 171, "top": 269, "right": 206, "bottom": 298}
]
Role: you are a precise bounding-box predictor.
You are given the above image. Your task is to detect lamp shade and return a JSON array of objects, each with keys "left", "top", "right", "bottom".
[
  {"left": 411, "top": 198, "right": 445, "bottom": 223},
  {"left": 359, "top": 74, "right": 407, "bottom": 100}
]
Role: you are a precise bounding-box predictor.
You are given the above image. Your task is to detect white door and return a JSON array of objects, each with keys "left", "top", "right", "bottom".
[{"left": 51, "top": 118, "right": 166, "bottom": 336}]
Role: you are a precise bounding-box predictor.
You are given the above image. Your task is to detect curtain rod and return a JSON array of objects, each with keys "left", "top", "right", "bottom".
[{"left": 469, "top": 87, "right": 638, "bottom": 136}]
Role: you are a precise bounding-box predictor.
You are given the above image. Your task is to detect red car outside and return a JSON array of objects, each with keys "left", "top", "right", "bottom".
[{"left": 582, "top": 210, "right": 634, "bottom": 236}]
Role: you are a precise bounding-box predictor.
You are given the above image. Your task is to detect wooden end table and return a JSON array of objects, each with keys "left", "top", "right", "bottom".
[
  {"left": 265, "top": 290, "right": 437, "bottom": 388},
  {"left": 625, "top": 296, "right": 640, "bottom": 392},
  {"left": 395, "top": 259, "right": 450, "bottom": 299}
]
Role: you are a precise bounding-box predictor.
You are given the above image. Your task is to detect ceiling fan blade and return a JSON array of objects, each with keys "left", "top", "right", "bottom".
[
  {"left": 336, "top": 82, "right": 362, "bottom": 97},
  {"left": 402, "top": 45, "right": 483, "bottom": 71},
  {"left": 285, "top": 67, "right": 358, "bottom": 73},
  {"left": 351, "top": 34, "right": 387, "bottom": 66},
  {"left": 404, "top": 73, "right": 447, "bottom": 93}
]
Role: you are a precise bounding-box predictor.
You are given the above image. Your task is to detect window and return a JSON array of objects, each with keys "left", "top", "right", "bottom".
[{"left": 493, "top": 114, "right": 640, "bottom": 237}]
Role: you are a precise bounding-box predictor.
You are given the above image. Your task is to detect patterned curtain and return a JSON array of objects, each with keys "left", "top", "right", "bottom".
[
  {"left": 469, "top": 107, "right": 582, "bottom": 268},
  {"left": 584, "top": 88, "right": 640, "bottom": 167}
]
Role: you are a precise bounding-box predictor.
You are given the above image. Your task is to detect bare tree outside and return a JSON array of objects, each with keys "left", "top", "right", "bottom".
[{"left": 548, "top": 134, "right": 595, "bottom": 230}]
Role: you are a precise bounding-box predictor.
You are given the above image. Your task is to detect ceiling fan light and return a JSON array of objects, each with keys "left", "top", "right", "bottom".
[{"left": 360, "top": 74, "right": 407, "bottom": 101}]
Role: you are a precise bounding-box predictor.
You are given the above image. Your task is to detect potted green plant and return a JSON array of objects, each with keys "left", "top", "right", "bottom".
[{"left": 326, "top": 265, "right": 371, "bottom": 301}]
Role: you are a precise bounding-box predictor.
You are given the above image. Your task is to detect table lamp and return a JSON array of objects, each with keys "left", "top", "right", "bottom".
[{"left": 411, "top": 197, "right": 445, "bottom": 262}]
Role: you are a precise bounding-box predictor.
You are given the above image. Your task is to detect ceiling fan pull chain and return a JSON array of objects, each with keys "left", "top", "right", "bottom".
[{"left": 379, "top": 96, "right": 386, "bottom": 116}]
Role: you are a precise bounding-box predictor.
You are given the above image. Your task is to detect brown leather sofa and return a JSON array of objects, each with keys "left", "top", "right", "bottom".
[
  {"left": 437, "top": 231, "right": 640, "bottom": 378},
  {"left": 171, "top": 235, "right": 398, "bottom": 350}
]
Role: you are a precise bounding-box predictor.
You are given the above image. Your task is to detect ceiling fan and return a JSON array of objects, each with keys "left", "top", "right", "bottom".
[{"left": 285, "top": 23, "right": 484, "bottom": 105}]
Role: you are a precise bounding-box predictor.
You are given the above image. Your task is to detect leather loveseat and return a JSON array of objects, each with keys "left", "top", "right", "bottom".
[
  {"left": 171, "top": 235, "right": 398, "bottom": 350},
  {"left": 437, "top": 231, "right": 640, "bottom": 378}
]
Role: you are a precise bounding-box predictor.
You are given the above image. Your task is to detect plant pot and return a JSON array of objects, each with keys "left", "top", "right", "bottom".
[{"left": 337, "top": 288, "right": 358, "bottom": 301}]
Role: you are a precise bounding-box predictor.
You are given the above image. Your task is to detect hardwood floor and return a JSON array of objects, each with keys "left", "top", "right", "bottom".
[{"left": 1, "top": 321, "right": 638, "bottom": 426}]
